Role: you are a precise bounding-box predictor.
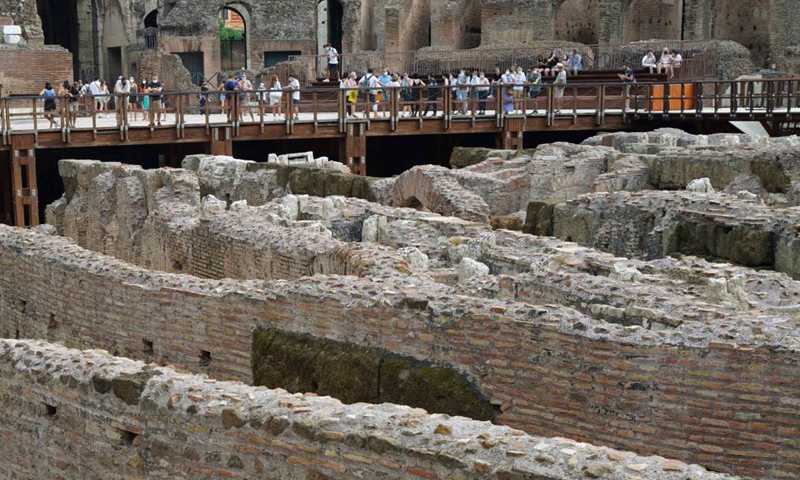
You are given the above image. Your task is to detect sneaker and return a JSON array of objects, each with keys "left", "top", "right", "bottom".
[{"left": 157, "top": 121, "right": 161, "bottom": 126}]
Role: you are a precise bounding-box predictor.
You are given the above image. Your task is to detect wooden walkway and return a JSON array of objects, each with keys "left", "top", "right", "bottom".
[{"left": 1, "top": 78, "right": 799, "bottom": 228}]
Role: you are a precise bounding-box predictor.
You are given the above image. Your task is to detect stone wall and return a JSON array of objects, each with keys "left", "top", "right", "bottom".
[
  {"left": 479, "top": 0, "right": 556, "bottom": 45},
  {"left": 429, "top": 0, "right": 481, "bottom": 49},
  {"left": 0, "top": 339, "right": 740, "bottom": 480},
  {"left": 1, "top": 226, "right": 799, "bottom": 478},
  {"left": 555, "top": 0, "right": 601, "bottom": 44}
]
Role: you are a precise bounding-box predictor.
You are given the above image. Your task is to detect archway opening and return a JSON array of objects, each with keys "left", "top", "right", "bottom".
[
  {"left": 37, "top": 0, "right": 80, "bottom": 75},
  {"left": 328, "top": 0, "right": 344, "bottom": 53},
  {"left": 219, "top": 6, "right": 247, "bottom": 72},
  {"left": 144, "top": 9, "right": 158, "bottom": 28},
  {"left": 103, "top": 0, "right": 126, "bottom": 80}
]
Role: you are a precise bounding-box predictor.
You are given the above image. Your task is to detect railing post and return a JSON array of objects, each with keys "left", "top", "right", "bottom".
[
  {"left": 390, "top": 87, "right": 397, "bottom": 131},
  {"left": 32, "top": 98, "right": 38, "bottom": 133},
  {"left": 443, "top": 87, "right": 451, "bottom": 131}
]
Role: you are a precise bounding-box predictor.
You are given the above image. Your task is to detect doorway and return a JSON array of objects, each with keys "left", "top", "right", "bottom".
[
  {"left": 219, "top": 6, "right": 247, "bottom": 71},
  {"left": 107, "top": 47, "right": 122, "bottom": 80}
]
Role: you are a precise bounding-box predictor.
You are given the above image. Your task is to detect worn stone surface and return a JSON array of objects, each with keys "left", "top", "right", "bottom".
[{"left": 0, "top": 340, "right": 740, "bottom": 480}]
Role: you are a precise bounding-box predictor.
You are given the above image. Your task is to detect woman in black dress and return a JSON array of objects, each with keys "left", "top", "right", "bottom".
[{"left": 39, "top": 82, "right": 58, "bottom": 128}]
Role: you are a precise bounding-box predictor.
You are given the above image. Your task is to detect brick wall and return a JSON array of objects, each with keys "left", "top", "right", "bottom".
[
  {"left": 622, "top": 0, "right": 683, "bottom": 43},
  {"left": 0, "top": 48, "right": 74, "bottom": 95},
  {"left": 555, "top": 0, "right": 601, "bottom": 44},
  {"left": 0, "top": 225, "right": 797, "bottom": 478},
  {"left": 0, "top": 339, "right": 739, "bottom": 480}
]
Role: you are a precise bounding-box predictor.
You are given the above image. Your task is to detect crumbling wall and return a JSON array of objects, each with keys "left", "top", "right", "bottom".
[
  {"left": 0, "top": 45, "right": 74, "bottom": 94},
  {"left": 0, "top": 339, "right": 740, "bottom": 480},
  {"left": 479, "top": 0, "right": 555, "bottom": 45},
  {"left": 1, "top": 223, "right": 799, "bottom": 477},
  {"left": 622, "top": 0, "right": 683, "bottom": 43},
  {"left": 0, "top": 0, "right": 42, "bottom": 42},
  {"left": 385, "top": 0, "right": 430, "bottom": 54},
  {"left": 429, "top": 0, "right": 481, "bottom": 49},
  {"left": 555, "top": 0, "right": 600, "bottom": 44}
]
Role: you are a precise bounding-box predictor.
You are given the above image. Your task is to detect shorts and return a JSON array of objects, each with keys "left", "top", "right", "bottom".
[
  {"left": 69, "top": 102, "right": 79, "bottom": 112},
  {"left": 328, "top": 63, "right": 339, "bottom": 75},
  {"left": 456, "top": 90, "right": 468, "bottom": 101},
  {"left": 554, "top": 88, "right": 564, "bottom": 99},
  {"left": 293, "top": 98, "right": 299, "bottom": 105},
  {"left": 513, "top": 88, "right": 524, "bottom": 97},
  {"left": 369, "top": 93, "right": 377, "bottom": 104},
  {"left": 151, "top": 99, "right": 163, "bottom": 110},
  {"left": 529, "top": 90, "right": 541, "bottom": 99}
]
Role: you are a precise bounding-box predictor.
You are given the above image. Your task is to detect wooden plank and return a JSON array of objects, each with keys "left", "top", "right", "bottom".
[{"left": 10, "top": 134, "right": 39, "bottom": 227}]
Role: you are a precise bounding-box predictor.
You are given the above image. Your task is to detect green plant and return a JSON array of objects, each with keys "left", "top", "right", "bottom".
[{"left": 219, "top": 19, "right": 244, "bottom": 42}]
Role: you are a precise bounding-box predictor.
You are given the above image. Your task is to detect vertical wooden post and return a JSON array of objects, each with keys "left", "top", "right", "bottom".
[
  {"left": 343, "top": 122, "right": 367, "bottom": 176},
  {"left": 10, "top": 134, "right": 39, "bottom": 227},
  {"left": 210, "top": 127, "right": 233, "bottom": 156}
]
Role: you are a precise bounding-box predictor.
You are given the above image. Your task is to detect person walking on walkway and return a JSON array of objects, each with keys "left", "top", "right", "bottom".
[
  {"left": 39, "top": 82, "right": 58, "bottom": 128},
  {"left": 288, "top": 74, "right": 301, "bottom": 121},
  {"left": 268, "top": 75, "right": 283, "bottom": 120}
]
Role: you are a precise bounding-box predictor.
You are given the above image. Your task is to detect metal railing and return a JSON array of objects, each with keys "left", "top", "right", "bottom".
[
  {"left": 1, "top": 78, "right": 798, "bottom": 142},
  {"left": 288, "top": 40, "right": 723, "bottom": 82}
]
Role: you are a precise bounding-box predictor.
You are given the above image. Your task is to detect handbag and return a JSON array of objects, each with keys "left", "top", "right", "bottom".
[
  {"left": 347, "top": 90, "right": 358, "bottom": 103},
  {"left": 376, "top": 91, "right": 384, "bottom": 102}
]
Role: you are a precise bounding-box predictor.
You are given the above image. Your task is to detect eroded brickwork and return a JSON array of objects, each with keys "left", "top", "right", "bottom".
[{"left": 0, "top": 339, "right": 741, "bottom": 480}]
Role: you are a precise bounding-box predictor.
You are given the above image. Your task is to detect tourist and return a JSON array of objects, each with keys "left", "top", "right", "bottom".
[
  {"left": 114, "top": 76, "right": 131, "bottom": 124},
  {"left": 268, "top": 74, "right": 283, "bottom": 120},
  {"left": 490, "top": 66, "right": 502, "bottom": 100},
  {"left": 344, "top": 72, "right": 358, "bottom": 118},
  {"left": 475, "top": 70, "right": 490, "bottom": 115},
  {"left": 67, "top": 81, "right": 81, "bottom": 127},
  {"left": 456, "top": 69, "right": 469, "bottom": 115},
  {"left": 409, "top": 74, "right": 423, "bottom": 117},
  {"left": 379, "top": 68, "right": 392, "bottom": 117},
  {"left": 528, "top": 67, "right": 542, "bottom": 114},
  {"left": 567, "top": 49, "right": 582, "bottom": 76},
  {"left": 359, "top": 68, "right": 381, "bottom": 118},
  {"left": 501, "top": 68, "right": 515, "bottom": 114},
  {"left": 657, "top": 48, "right": 673, "bottom": 77},
  {"left": 147, "top": 74, "right": 164, "bottom": 126},
  {"left": 128, "top": 77, "right": 139, "bottom": 122},
  {"left": 140, "top": 78, "right": 150, "bottom": 118},
  {"left": 99, "top": 79, "right": 111, "bottom": 115},
  {"left": 39, "top": 82, "right": 58, "bottom": 128},
  {"left": 618, "top": 63, "right": 636, "bottom": 109},
  {"left": 401, "top": 72, "right": 413, "bottom": 117},
  {"left": 239, "top": 74, "right": 255, "bottom": 123},
  {"left": 324, "top": 43, "right": 340, "bottom": 81},
  {"left": 514, "top": 66, "right": 526, "bottom": 113},
  {"left": 89, "top": 77, "right": 102, "bottom": 112},
  {"left": 423, "top": 73, "right": 439, "bottom": 117},
  {"left": 199, "top": 83, "right": 209, "bottom": 116},
  {"left": 553, "top": 63, "right": 567, "bottom": 114},
  {"left": 222, "top": 74, "right": 237, "bottom": 121},
  {"left": 288, "top": 74, "right": 300, "bottom": 120},
  {"left": 545, "top": 50, "right": 560, "bottom": 76},
  {"left": 388, "top": 73, "right": 402, "bottom": 111},
  {"left": 642, "top": 49, "right": 656, "bottom": 73},
  {"left": 670, "top": 49, "right": 682, "bottom": 78}
]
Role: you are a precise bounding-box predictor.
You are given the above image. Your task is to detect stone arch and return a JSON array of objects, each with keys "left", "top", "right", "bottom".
[
  {"left": 317, "top": 0, "right": 344, "bottom": 55},
  {"left": 392, "top": 166, "right": 490, "bottom": 224},
  {"left": 622, "top": 0, "right": 682, "bottom": 43},
  {"left": 143, "top": 9, "right": 158, "bottom": 28},
  {"left": 555, "top": 0, "right": 600, "bottom": 44},
  {"left": 218, "top": 2, "right": 252, "bottom": 71}
]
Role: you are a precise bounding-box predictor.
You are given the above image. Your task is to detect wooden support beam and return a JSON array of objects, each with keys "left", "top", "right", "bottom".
[
  {"left": 210, "top": 127, "right": 233, "bottom": 156},
  {"left": 10, "top": 134, "right": 39, "bottom": 227},
  {"left": 343, "top": 122, "right": 367, "bottom": 176}
]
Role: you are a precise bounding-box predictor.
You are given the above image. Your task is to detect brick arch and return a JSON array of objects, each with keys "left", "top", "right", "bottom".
[
  {"left": 622, "top": 0, "right": 682, "bottom": 43},
  {"left": 555, "top": 0, "right": 601, "bottom": 44},
  {"left": 392, "top": 166, "right": 490, "bottom": 224}
]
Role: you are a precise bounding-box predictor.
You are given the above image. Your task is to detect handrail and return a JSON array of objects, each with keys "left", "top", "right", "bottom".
[{"left": 1, "top": 78, "right": 797, "bottom": 139}]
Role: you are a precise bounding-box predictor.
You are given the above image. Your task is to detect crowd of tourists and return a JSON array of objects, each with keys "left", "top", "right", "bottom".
[
  {"left": 34, "top": 74, "right": 167, "bottom": 128},
  {"left": 31, "top": 46, "right": 684, "bottom": 127}
]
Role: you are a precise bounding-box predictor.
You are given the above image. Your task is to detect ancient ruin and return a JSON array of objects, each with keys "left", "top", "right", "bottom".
[
  {"left": 1, "top": 0, "right": 799, "bottom": 478},
  {"left": 0, "top": 127, "right": 797, "bottom": 478}
]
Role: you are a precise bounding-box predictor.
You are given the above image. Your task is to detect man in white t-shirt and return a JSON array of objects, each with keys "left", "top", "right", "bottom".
[
  {"left": 89, "top": 77, "right": 102, "bottom": 111},
  {"left": 288, "top": 75, "right": 300, "bottom": 120},
  {"left": 325, "top": 43, "right": 340, "bottom": 81}
]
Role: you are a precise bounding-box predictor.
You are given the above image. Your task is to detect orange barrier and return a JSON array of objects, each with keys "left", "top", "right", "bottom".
[{"left": 652, "top": 84, "right": 695, "bottom": 111}]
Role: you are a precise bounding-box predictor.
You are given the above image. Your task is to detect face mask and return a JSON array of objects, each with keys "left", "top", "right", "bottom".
[{"left": 479, "top": 74, "right": 484, "bottom": 78}]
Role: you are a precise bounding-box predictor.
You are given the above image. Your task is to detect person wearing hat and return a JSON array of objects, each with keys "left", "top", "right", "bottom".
[
  {"left": 553, "top": 63, "right": 567, "bottom": 114},
  {"left": 657, "top": 48, "right": 673, "bottom": 77}
]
